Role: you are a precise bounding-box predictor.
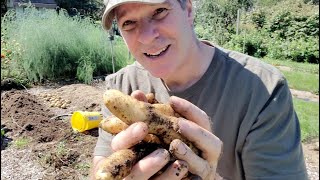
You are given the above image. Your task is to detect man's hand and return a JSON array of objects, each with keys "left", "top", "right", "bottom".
[
  {"left": 94, "top": 90, "right": 223, "bottom": 179},
  {"left": 168, "top": 96, "right": 223, "bottom": 179}
]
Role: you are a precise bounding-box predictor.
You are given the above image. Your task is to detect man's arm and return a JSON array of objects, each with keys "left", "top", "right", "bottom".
[{"left": 242, "top": 80, "right": 308, "bottom": 180}]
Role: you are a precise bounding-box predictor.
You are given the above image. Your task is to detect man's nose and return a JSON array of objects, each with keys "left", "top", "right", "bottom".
[{"left": 137, "top": 20, "right": 159, "bottom": 45}]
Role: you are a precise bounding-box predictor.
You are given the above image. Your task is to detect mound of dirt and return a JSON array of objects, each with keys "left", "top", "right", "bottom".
[
  {"left": 1, "top": 90, "right": 61, "bottom": 142},
  {"left": 1, "top": 84, "right": 107, "bottom": 179}
]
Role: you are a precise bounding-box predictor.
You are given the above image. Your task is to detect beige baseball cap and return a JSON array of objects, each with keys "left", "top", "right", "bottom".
[{"left": 102, "top": 0, "right": 166, "bottom": 30}]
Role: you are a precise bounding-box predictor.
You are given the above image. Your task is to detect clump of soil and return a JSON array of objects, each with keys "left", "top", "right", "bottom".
[
  {"left": 1, "top": 84, "right": 105, "bottom": 179},
  {"left": 1, "top": 78, "right": 26, "bottom": 91}
]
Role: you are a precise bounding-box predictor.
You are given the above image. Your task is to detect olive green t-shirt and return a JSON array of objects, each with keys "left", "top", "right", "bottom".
[{"left": 94, "top": 46, "right": 307, "bottom": 180}]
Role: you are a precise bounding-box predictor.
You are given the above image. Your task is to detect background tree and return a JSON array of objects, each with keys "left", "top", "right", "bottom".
[
  {"left": 1, "top": 0, "right": 7, "bottom": 17},
  {"left": 194, "top": 0, "right": 254, "bottom": 45},
  {"left": 55, "top": 0, "right": 104, "bottom": 20}
]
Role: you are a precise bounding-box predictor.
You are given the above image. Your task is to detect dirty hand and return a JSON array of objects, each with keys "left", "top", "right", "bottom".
[{"left": 110, "top": 90, "right": 223, "bottom": 180}]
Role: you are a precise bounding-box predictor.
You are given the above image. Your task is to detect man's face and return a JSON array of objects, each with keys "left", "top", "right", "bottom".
[{"left": 115, "top": 0, "right": 194, "bottom": 79}]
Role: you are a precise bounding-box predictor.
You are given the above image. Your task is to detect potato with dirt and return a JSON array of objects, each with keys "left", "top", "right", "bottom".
[
  {"left": 95, "top": 142, "right": 161, "bottom": 180},
  {"left": 95, "top": 89, "right": 200, "bottom": 180},
  {"left": 102, "top": 89, "right": 199, "bottom": 153}
]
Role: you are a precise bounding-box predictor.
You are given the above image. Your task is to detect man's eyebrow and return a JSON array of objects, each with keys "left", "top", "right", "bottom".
[{"left": 116, "top": 0, "right": 172, "bottom": 20}]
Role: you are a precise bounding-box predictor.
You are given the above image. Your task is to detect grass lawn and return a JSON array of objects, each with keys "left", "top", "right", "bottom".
[
  {"left": 283, "top": 71, "right": 319, "bottom": 94},
  {"left": 263, "top": 58, "right": 319, "bottom": 94},
  {"left": 293, "top": 98, "right": 319, "bottom": 142}
]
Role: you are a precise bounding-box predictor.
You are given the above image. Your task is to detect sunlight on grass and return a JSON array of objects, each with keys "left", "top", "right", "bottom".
[
  {"left": 263, "top": 58, "right": 319, "bottom": 74},
  {"left": 293, "top": 98, "right": 319, "bottom": 142},
  {"left": 283, "top": 71, "right": 319, "bottom": 94},
  {"left": 262, "top": 58, "right": 319, "bottom": 94}
]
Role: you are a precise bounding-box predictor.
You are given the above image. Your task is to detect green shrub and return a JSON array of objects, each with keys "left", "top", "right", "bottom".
[
  {"left": 224, "top": 30, "right": 268, "bottom": 58},
  {"left": 268, "top": 11, "right": 293, "bottom": 39},
  {"left": 1, "top": 6, "right": 129, "bottom": 84},
  {"left": 286, "top": 37, "right": 319, "bottom": 63},
  {"left": 267, "top": 7, "right": 319, "bottom": 40},
  {"left": 266, "top": 37, "right": 319, "bottom": 63},
  {"left": 251, "top": 10, "right": 267, "bottom": 28}
]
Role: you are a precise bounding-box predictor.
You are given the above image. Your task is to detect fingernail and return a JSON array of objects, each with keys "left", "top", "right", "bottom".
[
  {"left": 169, "top": 96, "right": 179, "bottom": 108},
  {"left": 131, "top": 122, "right": 147, "bottom": 135},
  {"left": 171, "top": 140, "right": 187, "bottom": 155},
  {"left": 177, "top": 119, "right": 188, "bottom": 133},
  {"left": 153, "top": 149, "right": 170, "bottom": 162}
]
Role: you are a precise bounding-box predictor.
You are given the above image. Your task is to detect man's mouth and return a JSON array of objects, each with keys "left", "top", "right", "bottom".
[{"left": 144, "top": 45, "right": 170, "bottom": 58}]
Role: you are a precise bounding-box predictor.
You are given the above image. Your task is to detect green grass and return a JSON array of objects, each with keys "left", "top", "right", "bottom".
[
  {"left": 263, "top": 58, "right": 319, "bottom": 74},
  {"left": 283, "top": 71, "right": 319, "bottom": 94},
  {"left": 56, "top": 141, "right": 68, "bottom": 156},
  {"left": 1, "top": 7, "right": 129, "bottom": 84},
  {"left": 262, "top": 58, "right": 319, "bottom": 94},
  {"left": 293, "top": 98, "right": 319, "bottom": 142},
  {"left": 11, "top": 137, "right": 31, "bottom": 149},
  {"left": 75, "top": 162, "right": 91, "bottom": 171}
]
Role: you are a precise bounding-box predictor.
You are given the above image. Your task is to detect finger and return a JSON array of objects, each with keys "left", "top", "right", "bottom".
[
  {"left": 169, "top": 96, "right": 211, "bottom": 131},
  {"left": 111, "top": 122, "right": 148, "bottom": 151},
  {"left": 177, "top": 119, "right": 222, "bottom": 163},
  {"left": 178, "top": 119, "right": 222, "bottom": 163},
  {"left": 169, "top": 139, "right": 211, "bottom": 179},
  {"left": 131, "top": 90, "right": 148, "bottom": 102},
  {"left": 124, "top": 149, "right": 170, "bottom": 180},
  {"left": 153, "top": 160, "right": 189, "bottom": 180}
]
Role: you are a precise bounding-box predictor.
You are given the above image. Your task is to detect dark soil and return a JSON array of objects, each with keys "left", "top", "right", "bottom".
[{"left": 1, "top": 83, "right": 105, "bottom": 179}]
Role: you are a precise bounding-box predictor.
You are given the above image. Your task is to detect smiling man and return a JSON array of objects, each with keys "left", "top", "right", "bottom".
[{"left": 91, "top": 0, "right": 308, "bottom": 179}]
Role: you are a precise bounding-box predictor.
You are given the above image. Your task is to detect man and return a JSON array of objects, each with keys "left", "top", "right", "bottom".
[{"left": 91, "top": 0, "right": 308, "bottom": 179}]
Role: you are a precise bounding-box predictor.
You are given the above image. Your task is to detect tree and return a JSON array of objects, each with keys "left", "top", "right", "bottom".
[
  {"left": 55, "top": 0, "right": 104, "bottom": 20},
  {"left": 1, "top": 0, "right": 7, "bottom": 17},
  {"left": 194, "top": 0, "right": 255, "bottom": 45}
]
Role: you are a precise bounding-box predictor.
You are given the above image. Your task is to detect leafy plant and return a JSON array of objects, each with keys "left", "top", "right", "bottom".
[
  {"left": 251, "top": 10, "right": 266, "bottom": 28},
  {"left": 224, "top": 30, "right": 269, "bottom": 58},
  {"left": 12, "top": 137, "right": 31, "bottom": 149},
  {"left": 1, "top": 6, "right": 129, "bottom": 84},
  {"left": 56, "top": 141, "right": 68, "bottom": 156}
]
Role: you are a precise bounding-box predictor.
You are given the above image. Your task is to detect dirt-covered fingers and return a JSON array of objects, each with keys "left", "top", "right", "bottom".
[
  {"left": 169, "top": 139, "right": 211, "bottom": 179},
  {"left": 177, "top": 119, "right": 222, "bottom": 163},
  {"left": 123, "top": 149, "right": 170, "bottom": 180},
  {"left": 111, "top": 122, "right": 148, "bottom": 151},
  {"left": 169, "top": 96, "right": 211, "bottom": 131},
  {"left": 131, "top": 90, "right": 148, "bottom": 102},
  {"left": 152, "top": 160, "right": 189, "bottom": 180}
]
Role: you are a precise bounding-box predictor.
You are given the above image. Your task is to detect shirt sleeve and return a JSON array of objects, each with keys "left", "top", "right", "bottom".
[
  {"left": 93, "top": 76, "right": 116, "bottom": 157},
  {"left": 242, "top": 80, "right": 308, "bottom": 180}
]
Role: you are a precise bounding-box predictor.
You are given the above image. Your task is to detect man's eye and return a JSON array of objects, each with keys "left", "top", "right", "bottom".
[
  {"left": 123, "top": 20, "right": 134, "bottom": 27},
  {"left": 122, "top": 20, "right": 135, "bottom": 30},
  {"left": 153, "top": 8, "right": 168, "bottom": 19}
]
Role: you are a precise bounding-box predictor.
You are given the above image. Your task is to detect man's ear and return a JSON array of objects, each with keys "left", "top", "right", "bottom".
[{"left": 186, "top": 0, "right": 194, "bottom": 26}]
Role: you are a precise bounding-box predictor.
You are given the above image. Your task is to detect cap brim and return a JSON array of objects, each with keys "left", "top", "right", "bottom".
[{"left": 102, "top": 0, "right": 166, "bottom": 31}]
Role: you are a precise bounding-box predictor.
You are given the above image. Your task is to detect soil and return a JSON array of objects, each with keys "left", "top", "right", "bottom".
[
  {"left": 1, "top": 81, "right": 319, "bottom": 180},
  {"left": 1, "top": 82, "right": 105, "bottom": 180}
]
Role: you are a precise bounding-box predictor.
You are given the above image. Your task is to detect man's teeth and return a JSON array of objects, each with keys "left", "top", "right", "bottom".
[{"left": 146, "top": 47, "right": 167, "bottom": 56}]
